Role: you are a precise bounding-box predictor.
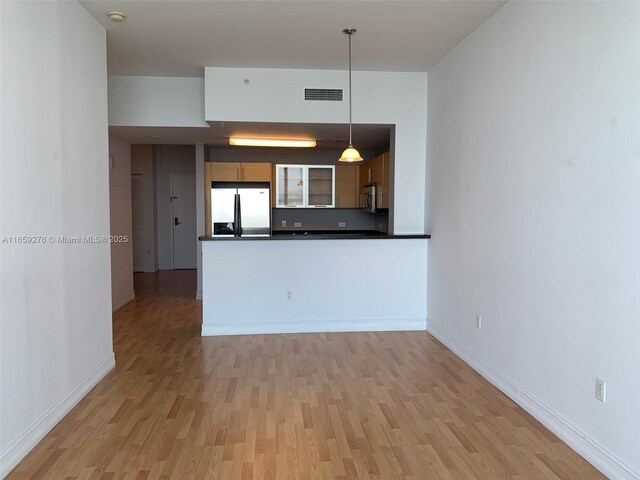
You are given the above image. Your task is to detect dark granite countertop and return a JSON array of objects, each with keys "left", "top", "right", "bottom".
[{"left": 199, "top": 230, "right": 431, "bottom": 241}]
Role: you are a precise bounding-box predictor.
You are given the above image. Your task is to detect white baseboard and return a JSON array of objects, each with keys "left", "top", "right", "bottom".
[
  {"left": 0, "top": 353, "right": 115, "bottom": 479},
  {"left": 133, "top": 265, "right": 144, "bottom": 273},
  {"left": 426, "top": 321, "right": 639, "bottom": 480},
  {"left": 202, "top": 318, "right": 426, "bottom": 336},
  {"left": 196, "top": 290, "right": 202, "bottom": 300},
  {"left": 143, "top": 266, "right": 157, "bottom": 273},
  {"left": 158, "top": 264, "right": 172, "bottom": 270},
  {"left": 112, "top": 291, "right": 135, "bottom": 312}
]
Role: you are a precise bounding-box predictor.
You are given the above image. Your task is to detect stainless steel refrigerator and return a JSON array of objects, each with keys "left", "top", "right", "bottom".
[{"left": 211, "top": 182, "right": 271, "bottom": 237}]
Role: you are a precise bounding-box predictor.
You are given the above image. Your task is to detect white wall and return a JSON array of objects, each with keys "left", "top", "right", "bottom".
[
  {"left": 427, "top": 2, "right": 640, "bottom": 479},
  {"left": 209, "top": 146, "right": 375, "bottom": 164},
  {"left": 108, "top": 76, "right": 208, "bottom": 127},
  {"left": 0, "top": 2, "right": 114, "bottom": 477},
  {"left": 108, "top": 135, "right": 134, "bottom": 310},
  {"left": 154, "top": 145, "right": 196, "bottom": 269},
  {"left": 131, "top": 145, "right": 158, "bottom": 272},
  {"left": 205, "top": 67, "right": 427, "bottom": 234},
  {"left": 195, "top": 144, "right": 208, "bottom": 299},
  {"left": 202, "top": 239, "right": 427, "bottom": 335}
]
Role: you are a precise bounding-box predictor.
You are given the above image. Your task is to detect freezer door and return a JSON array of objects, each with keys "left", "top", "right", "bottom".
[
  {"left": 211, "top": 188, "right": 236, "bottom": 236},
  {"left": 238, "top": 188, "right": 270, "bottom": 236}
]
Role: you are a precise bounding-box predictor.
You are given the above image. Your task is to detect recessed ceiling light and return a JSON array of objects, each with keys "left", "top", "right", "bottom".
[
  {"left": 107, "top": 11, "right": 126, "bottom": 22},
  {"left": 229, "top": 137, "right": 316, "bottom": 148}
]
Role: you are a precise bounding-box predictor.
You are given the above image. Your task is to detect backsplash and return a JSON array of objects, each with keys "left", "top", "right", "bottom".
[
  {"left": 272, "top": 208, "right": 376, "bottom": 232},
  {"left": 374, "top": 211, "right": 389, "bottom": 233}
]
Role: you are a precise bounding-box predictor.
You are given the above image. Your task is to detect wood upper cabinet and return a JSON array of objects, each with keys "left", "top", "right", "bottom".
[
  {"left": 210, "top": 162, "right": 271, "bottom": 182},
  {"left": 211, "top": 162, "right": 241, "bottom": 181},
  {"left": 357, "top": 151, "right": 390, "bottom": 209},
  {"left": 241, "top": 162, "right": 271, "bottom": 182},
  {"left": 205, "top": 162, "right": 272, "bottom": 236},
  {"left": 335, "top": 165, "right": 358, "bottom": 208},
  {"left": 373, "top": 152, "right": 390, "bottom": 209}
]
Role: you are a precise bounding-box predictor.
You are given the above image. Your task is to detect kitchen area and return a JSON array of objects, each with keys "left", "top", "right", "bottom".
[
  {"left": 204, "top": 139, "right": 392, "bottom": 238},
  {"left": 104, "top": 34, "right": 432, "bottom": 336},
  {"left": 199, "top": 123, "right": 430, "bottom": 336}
]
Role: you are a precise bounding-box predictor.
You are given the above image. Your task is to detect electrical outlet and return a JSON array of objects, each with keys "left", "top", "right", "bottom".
[
  {"left": 286, "top": 289, "right": 293, "bottom": 301},
  {"left": 281, "top": 220, "right": 287, "bottom": 227},
  {"left": 294, "top": 222, "right": 302, "bottom": 228},
  {"left": 338, "top": 222, "right": 347, "bottom": 228},
  {"left": 476, "top": 314, "right": 482, "bottom": 329},
  {"left": 595, "top": 378, "right": 606, "bottom": 402}
]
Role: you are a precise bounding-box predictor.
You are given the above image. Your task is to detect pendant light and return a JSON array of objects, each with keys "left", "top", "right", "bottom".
[{"left": 339, "top": 28, "right": 363, "bottom": 163}]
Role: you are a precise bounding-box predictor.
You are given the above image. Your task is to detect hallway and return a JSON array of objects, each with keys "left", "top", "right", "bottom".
[{"left": 7, "top": 271, "right": 604, "bottom": 479}]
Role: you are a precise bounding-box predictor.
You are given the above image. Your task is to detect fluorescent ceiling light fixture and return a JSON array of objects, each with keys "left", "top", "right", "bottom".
[{"left": 229, "top": 138, "right": 316, "bottom": 148}]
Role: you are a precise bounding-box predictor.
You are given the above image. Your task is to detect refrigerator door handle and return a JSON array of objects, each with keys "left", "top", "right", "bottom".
[{"left": 234, "top": 193, "right": 241, "bottom": 237}]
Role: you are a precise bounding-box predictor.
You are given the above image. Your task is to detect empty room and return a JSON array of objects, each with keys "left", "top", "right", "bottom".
[{"left": 1, "top": 1, "right": 639, "bottom": 479}]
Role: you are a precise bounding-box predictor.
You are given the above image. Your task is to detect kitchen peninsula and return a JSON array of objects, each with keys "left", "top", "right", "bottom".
[
  {"left": 200, "top": 149, "right": 430, "bottom": 336},
  {"left": 199, "top": 232, "right": 430, "bottom": 336}
]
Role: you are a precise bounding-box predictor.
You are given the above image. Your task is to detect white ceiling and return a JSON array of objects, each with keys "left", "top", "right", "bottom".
[
  {"left": 80, "top": 0, "right": 506, "bottom": 77},
  {"left": 109, "top": 122, "right": 392, "bottom": 150}
]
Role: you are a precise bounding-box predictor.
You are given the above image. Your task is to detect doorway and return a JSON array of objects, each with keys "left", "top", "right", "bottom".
[{"left": 170, "top": 174, "right": 197, "bottom": 269}]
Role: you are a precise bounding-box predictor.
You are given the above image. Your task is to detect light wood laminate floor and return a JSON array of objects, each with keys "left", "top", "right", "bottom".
[{"left": 7, "top": 271, "right": 605, "bottom": 479}]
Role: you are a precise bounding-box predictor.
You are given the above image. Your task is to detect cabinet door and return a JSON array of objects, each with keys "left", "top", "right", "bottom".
[
  {"left": 379, "top": 152, "right": 390, "bottom": 208},
  {"left": 335, "top": 166, "right": 357, "bottom": 208},
  {"left": 371, "top": 153, "right": 388, "bottom": 209},
  {"left": 370, "top": 154, "right": 384, "bottom": 186},
  {"left": 241, "top": 162, "right": 271, "bottom": 182},
  {"left": 276, "top": 165, "right": 305, "bottom": 207},
  {"left": 307, "top": 166, "right": 335, "bottom": 208},
  {"left": 211, "top": 162, "right": 241, "bottom": 181},
  {"left": 359, "top": 163, "right": 371, "bottom": 188}
]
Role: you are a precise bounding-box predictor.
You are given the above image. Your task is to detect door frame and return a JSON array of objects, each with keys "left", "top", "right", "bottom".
[
  {"left": 170, "top": 173, "right": 196, "bottom": 270},
  {"left": 131, "top": 173, "right": 144, "bottom": 273}
]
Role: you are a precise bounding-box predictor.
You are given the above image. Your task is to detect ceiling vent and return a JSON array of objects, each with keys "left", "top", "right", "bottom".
[{"left": 304, "top": 88, "right": 343, "bottom": 101}]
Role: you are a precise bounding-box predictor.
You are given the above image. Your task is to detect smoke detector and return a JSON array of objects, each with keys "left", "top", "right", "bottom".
[{"left": 107, "top": 11, "right": 126, "bottom": 22}]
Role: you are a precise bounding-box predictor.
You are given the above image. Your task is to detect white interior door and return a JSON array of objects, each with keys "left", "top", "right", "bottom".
[
  {"left": 171, "top": 174, "right": 197, "bottom": 269},
  {"left": 131, "top": 174, "right": 145, "bottom": 272}
]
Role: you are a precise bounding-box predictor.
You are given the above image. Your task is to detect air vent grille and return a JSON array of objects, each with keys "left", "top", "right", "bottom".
[{"left": 304, "top": 88, "right": 343, "bottom": 101}]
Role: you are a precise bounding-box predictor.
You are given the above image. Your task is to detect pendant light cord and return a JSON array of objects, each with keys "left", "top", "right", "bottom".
[{"left": 348, "top": 31, "right": 353, "bottom": 147}]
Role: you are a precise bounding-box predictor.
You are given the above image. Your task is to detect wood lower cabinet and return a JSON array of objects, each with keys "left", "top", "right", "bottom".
[{"left": 335, "top": 165, "right": 358, "bottom": 208}]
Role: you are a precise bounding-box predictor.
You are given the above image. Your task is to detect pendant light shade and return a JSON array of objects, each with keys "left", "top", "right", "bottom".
[
  {"left": 339, "top": 28, "right": 363, "bottom": 163},
  {"left": 339, "top": 147, "right": 363, "bottom": 162}
]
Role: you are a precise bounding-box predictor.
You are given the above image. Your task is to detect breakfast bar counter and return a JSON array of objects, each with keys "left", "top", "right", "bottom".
[
  {"left": 199, "top": 233, "right": 429, "bottom": 336},
  {"left": 199, "top": 231, "right": 431, "bottom": 241}
]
